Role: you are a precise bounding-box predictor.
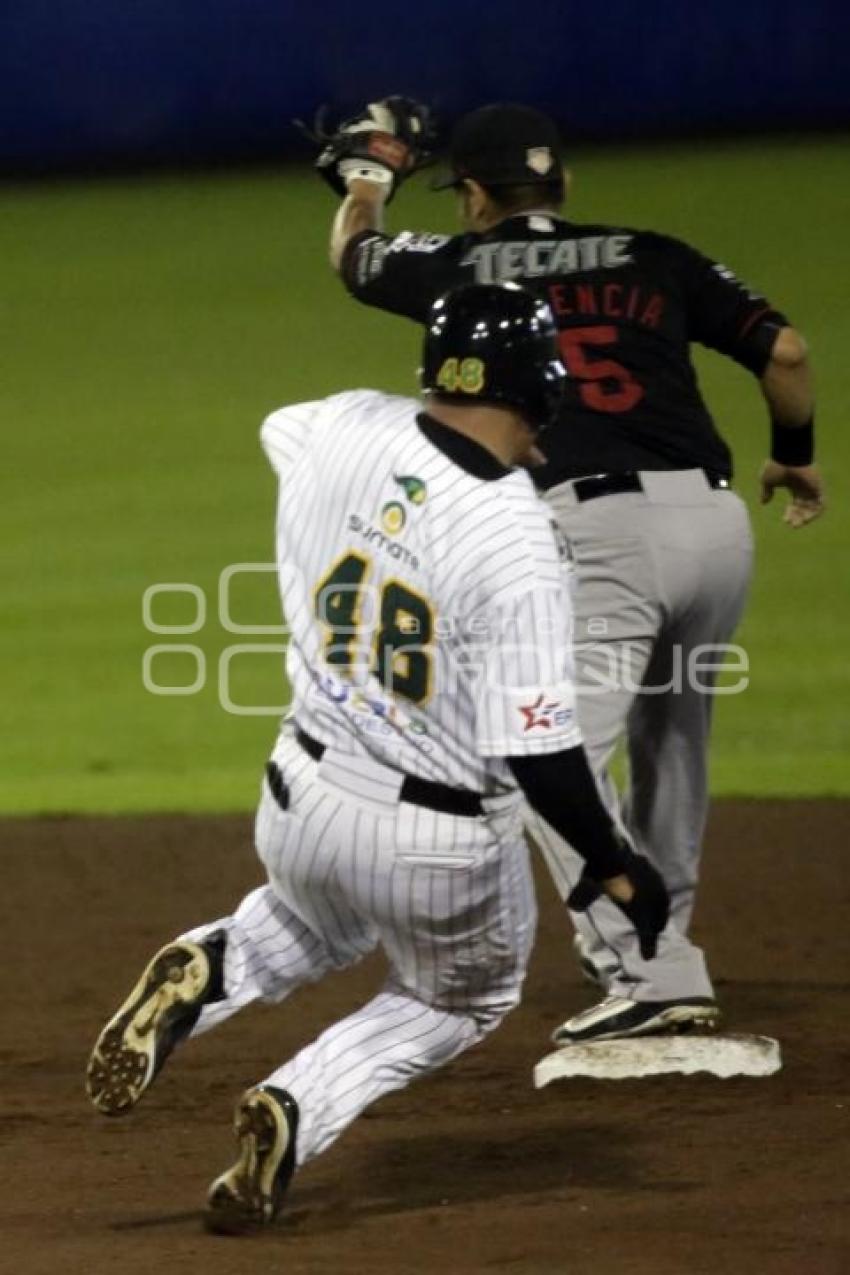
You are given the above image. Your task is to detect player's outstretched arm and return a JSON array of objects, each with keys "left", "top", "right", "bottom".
[
  {"left": 299, "top": 97, "right": 433, "bottom": 270},
  {"left": 329, "top": 179, "right": 389, "bottom": 271},
  {"left": 758, "top": 326, "right": 825, "bottom": 528}
]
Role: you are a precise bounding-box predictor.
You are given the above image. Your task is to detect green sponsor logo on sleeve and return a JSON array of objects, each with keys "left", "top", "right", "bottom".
[{"left": 393, "top": 474, "right": 428, "bottom": 505}]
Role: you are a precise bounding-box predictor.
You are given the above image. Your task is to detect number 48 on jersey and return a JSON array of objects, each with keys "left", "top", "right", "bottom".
[{"left": 314, "top": 552, "right": 434, "bottom": 704}]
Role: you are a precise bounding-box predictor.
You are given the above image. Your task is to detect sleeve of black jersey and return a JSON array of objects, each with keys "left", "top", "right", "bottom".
[
  {"left": 660, "top": 234, "right": 789, "bottom": 376},
  {"left": 341, "top": 229, "right": 463, "bottom": 324}
]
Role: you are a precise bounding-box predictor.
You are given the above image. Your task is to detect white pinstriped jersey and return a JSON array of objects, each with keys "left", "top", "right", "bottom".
[{"left": 261, "top": 389, "right": 582, "bottom": 795}]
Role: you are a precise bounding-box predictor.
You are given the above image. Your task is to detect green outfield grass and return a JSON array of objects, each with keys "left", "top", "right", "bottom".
[{"left": 2, "top": 135, "right": 848, "bottom": 813}]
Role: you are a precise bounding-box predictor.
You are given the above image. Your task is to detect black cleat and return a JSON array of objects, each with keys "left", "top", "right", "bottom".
[
  {"left": 552, "top": 995, "right": 720, "bottom": 1045},
  {"left": 205, "top": 1086, "right": 299, "bottom": 1235},
  {"left": 86, "top": 934, "right": 224, "bottom": 1116}
]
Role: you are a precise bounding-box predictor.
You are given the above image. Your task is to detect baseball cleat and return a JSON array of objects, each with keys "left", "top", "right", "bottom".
[
  {"left": 552, "top": 995, "right": 720, "bottom": 1045},
  {"left": 573, "top": 934, "right": 607, "bottom": 989},
  {"left": 205, "top": 1086, "right": 299, "bottom": 1235},
  {"left": 86, "top": 933, "right": 225, "bottom": 1116}
]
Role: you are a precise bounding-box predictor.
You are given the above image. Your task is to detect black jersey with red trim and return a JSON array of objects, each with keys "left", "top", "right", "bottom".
[{"left": 341, "top": 214, "right": 787, "bottom": 486}]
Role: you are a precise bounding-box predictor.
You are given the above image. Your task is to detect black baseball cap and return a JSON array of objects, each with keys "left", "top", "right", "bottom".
[{"left": 432, "top": 103, "right": 565, "bottom": 191}]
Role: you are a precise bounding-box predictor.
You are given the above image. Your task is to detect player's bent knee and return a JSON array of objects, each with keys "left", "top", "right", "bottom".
[{"left": 469, "top": 987, "right": 524, "bottom": 1036}]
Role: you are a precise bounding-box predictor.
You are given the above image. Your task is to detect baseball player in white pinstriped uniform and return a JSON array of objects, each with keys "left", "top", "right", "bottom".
[{"left": 86, "top": 284, "right": 668, "bottom": 1234}]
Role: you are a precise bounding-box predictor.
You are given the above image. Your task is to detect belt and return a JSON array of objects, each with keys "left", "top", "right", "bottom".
[
  {"left": 573, "top": 469, "right": 730, "bottom": 503},
  {"left": 295, "top": 726, "right": 484, "bottom": 818}
]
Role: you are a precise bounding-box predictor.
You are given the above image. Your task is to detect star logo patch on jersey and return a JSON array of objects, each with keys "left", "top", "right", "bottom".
[
  {"left": 393, "top": 474, "right": 428, "bottom": 505},
  {"left": 518, "top": 692, "right": 571, "bottom": 732}
]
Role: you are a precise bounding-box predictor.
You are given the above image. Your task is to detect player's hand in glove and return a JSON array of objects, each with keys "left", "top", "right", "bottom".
[
  {"left": 759, "top": 459, "right": 825, "bottom": 529},
  {"left": 569, "top": 851, "right": 670, "bottom": 961},
  {"left": 299, "top": 97, "right": 434, "bottom": 204}
]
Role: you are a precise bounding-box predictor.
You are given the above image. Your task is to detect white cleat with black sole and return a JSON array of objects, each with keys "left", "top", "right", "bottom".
[{"left": 553, "top": 995, "right": 720, "bottom": 1046}]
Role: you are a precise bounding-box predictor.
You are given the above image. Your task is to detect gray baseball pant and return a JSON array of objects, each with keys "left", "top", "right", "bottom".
[{"left": 524, "top": 468, "right": 753, "bottom": 1002}]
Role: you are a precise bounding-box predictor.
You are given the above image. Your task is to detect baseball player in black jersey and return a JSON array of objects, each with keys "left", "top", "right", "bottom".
[{"left": 315, "top": 99, "right": 824, "bottom": 1044}]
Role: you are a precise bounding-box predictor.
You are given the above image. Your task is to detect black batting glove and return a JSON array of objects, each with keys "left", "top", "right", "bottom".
[{"left": 568, "top": 851, "right": 670, "bottom": 961}]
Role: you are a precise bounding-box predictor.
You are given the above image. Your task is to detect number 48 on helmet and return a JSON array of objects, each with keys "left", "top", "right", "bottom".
[{"left": 420, "top": 282, "right": 567, "bottom": 434}]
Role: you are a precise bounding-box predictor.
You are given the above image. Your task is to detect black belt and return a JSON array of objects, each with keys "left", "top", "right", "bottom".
[
  {"left": 573, "top": 469, "right": 730, "bottom": 503},
  {"left": 295, "top": 726, "right": 484, "bottom": 818}
]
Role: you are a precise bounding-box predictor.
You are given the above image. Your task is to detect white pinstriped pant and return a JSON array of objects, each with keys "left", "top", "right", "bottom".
[{"left": 182, "top": 734, "right": 535, "bottom": 1167}]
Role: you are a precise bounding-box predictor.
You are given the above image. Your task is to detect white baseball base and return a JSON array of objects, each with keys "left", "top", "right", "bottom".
[{"left": 534, "top": 1033, "right": 782, "bottom": 1088}]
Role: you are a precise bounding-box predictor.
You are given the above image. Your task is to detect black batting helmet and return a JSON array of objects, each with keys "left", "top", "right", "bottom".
[{"left": 420, "top": 283, "right": 566, "bottom": 432}]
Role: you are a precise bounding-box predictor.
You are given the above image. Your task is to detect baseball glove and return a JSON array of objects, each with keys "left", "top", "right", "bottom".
[{"left": 297, "top": 97, "right": 435, "bottom": 203}]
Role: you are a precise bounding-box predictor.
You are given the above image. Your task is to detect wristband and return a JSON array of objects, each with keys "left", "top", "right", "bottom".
[
  {"left": 338, "top": 159, "right": 393, "bottom": 195},
  {"left": 770, "top": 416, "right": 814, "bottom": 467}
]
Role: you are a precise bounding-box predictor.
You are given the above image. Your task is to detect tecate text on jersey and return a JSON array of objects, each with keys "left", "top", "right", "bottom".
[{"left": 461, "top": 235, "right": 634, "bottom": 284}]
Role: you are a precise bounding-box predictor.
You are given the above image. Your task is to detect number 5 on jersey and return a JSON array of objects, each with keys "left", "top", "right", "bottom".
[
  {"left": 559, "top": 325, "right": 644, "bottom": 413},
  {"left": 314, "top": 552, "right": 434, "bottom": 704}
]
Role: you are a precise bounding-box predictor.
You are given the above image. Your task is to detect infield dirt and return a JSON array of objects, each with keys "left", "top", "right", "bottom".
[{"left": 3, "top": 799, "right": 848, "bottom": 1275}]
